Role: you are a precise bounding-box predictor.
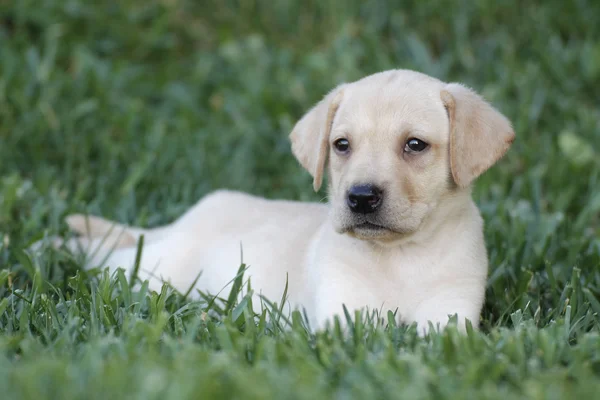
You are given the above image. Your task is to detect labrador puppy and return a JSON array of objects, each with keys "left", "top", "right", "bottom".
[{"left": 60, "top": 69, "right": 514, "bottom": 332}]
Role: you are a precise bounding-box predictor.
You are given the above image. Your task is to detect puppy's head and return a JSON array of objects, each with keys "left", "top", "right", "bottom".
[{"left": 290, "top": 70, "right": 514, "bottom": 242}]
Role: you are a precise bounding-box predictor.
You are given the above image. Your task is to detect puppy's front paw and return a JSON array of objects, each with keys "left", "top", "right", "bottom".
[
  {"left": 413, "top": 302, "right": 480, "bottom": 336},
  {"left": 413, "top": 314, "right": 475, "bottom": 336}
]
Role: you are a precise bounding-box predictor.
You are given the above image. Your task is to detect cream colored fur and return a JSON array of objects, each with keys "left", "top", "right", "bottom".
[{"left": 55, "top": 69, "right": 514, "bottom": 333}]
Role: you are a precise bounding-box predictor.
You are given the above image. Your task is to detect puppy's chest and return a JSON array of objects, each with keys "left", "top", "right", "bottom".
[
  {"left": 330, "top": 245, "right": 446, "bottom": 308},
  {"left": 372, "top": 249, "right": 442, "bottom": 292}
]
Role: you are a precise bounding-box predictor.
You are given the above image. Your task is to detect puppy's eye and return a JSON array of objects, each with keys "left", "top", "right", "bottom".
[
  {"left": 333, "top": 138, "right": 350, "bottom": 154},
  {"left": 404, "top": 138, "right": 429, "bottom": 153}
]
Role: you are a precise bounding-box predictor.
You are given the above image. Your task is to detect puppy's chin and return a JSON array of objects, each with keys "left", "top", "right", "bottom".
[
  {"left": 347, "top": 227, "right": 399, "bottom": 241},
  {"left": 332, "top": 210, "right": 427, "bottom": 244}
]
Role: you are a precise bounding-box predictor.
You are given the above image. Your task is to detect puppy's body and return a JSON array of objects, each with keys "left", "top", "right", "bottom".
[
  {"left": 88, "top": 192, "right": 327, "bottom": 306},
  {"left": 60, "top": 70, "right": 514, "bottom": 331}
]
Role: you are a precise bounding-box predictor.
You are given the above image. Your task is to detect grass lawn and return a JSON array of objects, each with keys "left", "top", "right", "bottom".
[{"left": 1, "top": 0, "right": 600, "bottom": 398}]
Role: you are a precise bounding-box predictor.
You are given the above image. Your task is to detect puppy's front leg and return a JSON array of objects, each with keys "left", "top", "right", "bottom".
[
  {"left": 310, "top": 275, "right": 379, "bottom": 331},
  {"left": 412, "top": 285, "right": 484, "bottom": 335}
]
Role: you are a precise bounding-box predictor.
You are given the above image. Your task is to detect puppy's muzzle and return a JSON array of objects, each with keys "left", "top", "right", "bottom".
[{"left": 346, "top": 184, "right": 383, "bottom": 214}]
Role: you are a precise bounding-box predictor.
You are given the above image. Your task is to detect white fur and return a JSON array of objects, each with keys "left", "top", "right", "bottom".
[{"left": 56, "top": 70, "right": 514, "bottom": 333}]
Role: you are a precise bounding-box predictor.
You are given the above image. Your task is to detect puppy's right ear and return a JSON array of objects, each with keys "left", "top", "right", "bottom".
[{"left": 290, "top": 85, "right": 345, "bottom": 192}]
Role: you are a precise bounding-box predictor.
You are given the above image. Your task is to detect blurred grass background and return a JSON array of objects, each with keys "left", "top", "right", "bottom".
[{"left": 1, "top": 0, "right": 600, "bottom": 398}]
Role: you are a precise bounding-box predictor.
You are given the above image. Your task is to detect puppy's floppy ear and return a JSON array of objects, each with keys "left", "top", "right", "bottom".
[
  {"left": 290, "top": 85, "right": 345, "bottom": 191},
  {"left": 441, "top": 83, "right": 515, "bottom": 188}
]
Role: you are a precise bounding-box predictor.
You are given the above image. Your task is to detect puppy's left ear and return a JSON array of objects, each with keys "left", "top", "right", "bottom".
[
  {"left": 290, "top": 85, "right": 345, "bottom": 191},
  {"left": 441, "top": 84, "right": 515, "bottom": 188}
]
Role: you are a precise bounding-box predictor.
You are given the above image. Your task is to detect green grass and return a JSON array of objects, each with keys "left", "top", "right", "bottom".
[{"left": 1, "top": 0, "right": 600, "bottom": 398}]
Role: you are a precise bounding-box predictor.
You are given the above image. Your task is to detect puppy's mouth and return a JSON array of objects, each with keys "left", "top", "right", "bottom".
[
  {"left": 353, "top": 222, "right": 390, "bottom": 232},
  {"left": 344, "top": 220, "right": 401, "bottom": 239}
]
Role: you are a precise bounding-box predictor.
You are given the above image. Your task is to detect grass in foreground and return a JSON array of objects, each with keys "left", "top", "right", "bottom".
[{"left": 1, "top": 0, "right": 600, "bottom": 398}]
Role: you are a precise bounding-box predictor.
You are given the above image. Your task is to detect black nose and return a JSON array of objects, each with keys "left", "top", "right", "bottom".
[{"left": 347, "top": 184, "right": 383, "bottom": 214}]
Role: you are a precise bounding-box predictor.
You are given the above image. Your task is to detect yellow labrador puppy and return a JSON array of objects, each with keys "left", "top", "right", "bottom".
[{"left": 62, "top": 69, "right": 514, "bottom": 332}]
